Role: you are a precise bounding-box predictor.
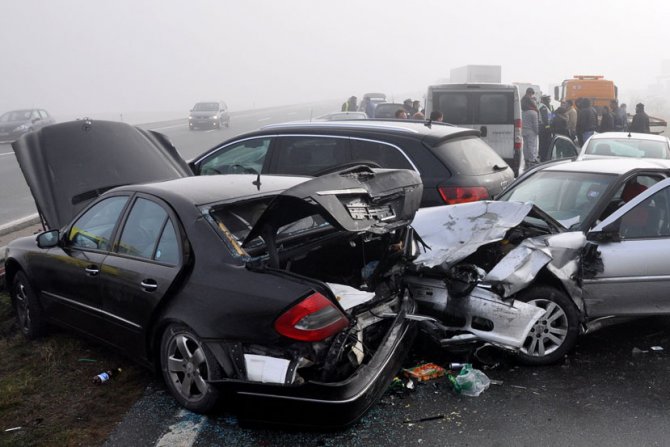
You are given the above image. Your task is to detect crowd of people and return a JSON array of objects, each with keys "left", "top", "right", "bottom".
[
  {"left": 342, "top": 96, "right": 446, "bottom": 121},
  {"left": 521, "top": 87, "right": 653, "bottom": 166}
]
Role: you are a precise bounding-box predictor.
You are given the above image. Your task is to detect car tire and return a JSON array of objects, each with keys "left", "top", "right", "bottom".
[
  {"left": 515, "top": 285, "right": 579, "bottom": 366},
  {"left": 11, "top": 271, "right": 46, "bottom": 339},
  {"left": 160, "top": 323, "right": 222, "bottom": 413}
]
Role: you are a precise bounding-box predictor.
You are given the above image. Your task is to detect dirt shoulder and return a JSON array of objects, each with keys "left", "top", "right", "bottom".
[{"left": 0, "top": 292, "right": 150, "bottom": 447}]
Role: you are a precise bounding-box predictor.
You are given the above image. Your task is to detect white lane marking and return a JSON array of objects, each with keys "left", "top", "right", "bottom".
[
  {"left": 150, "top": 123, "right": 187, "bottom": 131},
  {"left": 258, "top": 117, "right": 272, "bottom": 122},
  {"left": 287, "top": 112, "right": 298, "bottom": 116},
  {"left": 155, "top": 409, "right": 206, "bottom": 447}
]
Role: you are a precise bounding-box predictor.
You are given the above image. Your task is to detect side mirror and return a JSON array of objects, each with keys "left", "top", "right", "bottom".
[
  {"left": 36, "top": 229, "right": 60, "bottom": 248},
  {"left": 479, "top": 125, "right": 488, "bottom": 137},
  {"left": 587, "top": 221, "right": 621, "bottom": 243}
]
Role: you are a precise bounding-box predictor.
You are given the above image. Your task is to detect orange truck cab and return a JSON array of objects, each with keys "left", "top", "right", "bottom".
[{"left": 554, "top": 75, "right": 618, "bottom": 109}]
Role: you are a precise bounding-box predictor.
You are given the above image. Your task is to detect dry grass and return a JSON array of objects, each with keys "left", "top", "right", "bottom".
[{"left": 0, "top": 292, "right": 151, "bottom": 447}]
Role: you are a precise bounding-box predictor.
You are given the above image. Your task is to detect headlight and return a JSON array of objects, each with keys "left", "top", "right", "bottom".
[
  {"left": 211, "top": 115, "right": 218, "bottom": 119},
  {"left": 188, "top": 115, "right": 193, "bottom": 119},
  {"left": 14, "top": 123, "right": 30, "bottom": 132}
]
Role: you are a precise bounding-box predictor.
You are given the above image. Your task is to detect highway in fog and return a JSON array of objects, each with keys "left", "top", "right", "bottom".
[{"left": 0, "top": 101, "right": 337, "bottom": 227}]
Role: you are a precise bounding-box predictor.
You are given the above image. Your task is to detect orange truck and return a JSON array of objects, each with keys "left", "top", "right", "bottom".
[{"left": 553, "top": 75, "right": 617, "bottom": 109}]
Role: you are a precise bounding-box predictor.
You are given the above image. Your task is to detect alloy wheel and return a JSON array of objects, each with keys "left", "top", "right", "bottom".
[
  {"left": 521, "top": 298, "right": 569, "bottom": 357},
  {"left": 165, "top": 333, "right": 211, "bottom": 402}
]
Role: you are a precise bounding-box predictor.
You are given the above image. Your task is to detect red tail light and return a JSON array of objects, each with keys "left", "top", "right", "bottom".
[
  {"left": 514, "top": 118, "right": 522, "bottom": 150},
  {"left": 438, "top": 186, "right": 489, "bottom": 205},
  {"left": 274, "top": 292, "right": 349, "bottom": 342}
]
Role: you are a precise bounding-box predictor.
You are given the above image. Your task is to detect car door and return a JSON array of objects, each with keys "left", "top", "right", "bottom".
[
  {"left": 583, "top": 178, "right": 670, "bottom": 317},
  {"left": 100, "top": 195, "right": 185, "bottom": 356},
  {"left": 33, "top": 195, "right": 130, "bottom": 335},
  {"left": 547, "top": 135, "right": 579, "bottom": 160},
  {"left": 191, "top": 136, "right": 272, "bottom": 175}
]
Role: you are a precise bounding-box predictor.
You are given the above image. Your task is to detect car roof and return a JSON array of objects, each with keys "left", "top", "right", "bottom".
[
  {"left": 539, "top": 157, "right": 670, "bottom": 175},
  {"left": 587, "top": 132, "right": 669, "bottom": 142},
  {"left": 115, "top": 174, "right": 310, "bottom": 206},
  {"left": 256, "top": 119, "right": 479, "bottom": 145}
]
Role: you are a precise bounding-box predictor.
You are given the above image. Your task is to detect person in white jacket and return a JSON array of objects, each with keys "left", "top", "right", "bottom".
[{"left": 521, "top": 96, "right": 539, "bottom": 166}]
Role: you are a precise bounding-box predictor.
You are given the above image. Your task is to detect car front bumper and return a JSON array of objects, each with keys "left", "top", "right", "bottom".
[{"left": 211, "top": 294, "right": 417, "bottom": 428}]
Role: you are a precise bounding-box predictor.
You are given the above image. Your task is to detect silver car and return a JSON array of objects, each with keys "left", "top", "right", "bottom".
[
  {"left": 496, "top": 157, "right": 670, "bottom": 364},
  {"left": 579, "top": 132, "right": 670, "bottom": 160}
]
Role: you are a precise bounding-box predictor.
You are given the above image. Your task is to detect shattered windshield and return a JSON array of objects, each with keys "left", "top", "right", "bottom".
[{"left": 499, "top": 171, "right": 616, "bottom": 230}]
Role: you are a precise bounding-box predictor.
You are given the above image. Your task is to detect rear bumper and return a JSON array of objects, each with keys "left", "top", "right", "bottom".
[{"left": 214, "top": 295, "right": 416, "bottom": 428}]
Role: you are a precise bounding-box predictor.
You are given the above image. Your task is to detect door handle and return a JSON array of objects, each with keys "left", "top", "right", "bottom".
[
  {"left": 85, "top": 266, "right": 99, "bottom": 276},
  {"left": 140, "top": 280, "right": 158, "bottom": 292}
]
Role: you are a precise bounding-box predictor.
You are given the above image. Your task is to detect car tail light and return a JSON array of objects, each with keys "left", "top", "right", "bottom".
[
  {"left": 514, "top": 118, "right": 522, "bottom": 150},
  {"left": 274, "top": 292, "right": 349, "bottom": 342},
  {"left": 438, "top": 186, "right": 489, "bottom": 205}
]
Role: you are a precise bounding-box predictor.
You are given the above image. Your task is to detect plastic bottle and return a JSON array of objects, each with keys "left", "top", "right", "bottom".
[{"left": 92, "top": 367, "right": 122, "bottom": 384}]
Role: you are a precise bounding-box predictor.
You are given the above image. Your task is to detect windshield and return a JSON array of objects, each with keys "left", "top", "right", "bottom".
[
  {"left": 193, "top": 103, "right": 219, "bottom": 112},
  {"left": 584, "top": 138, "right": 670, "bottom": 159},
  {"left": 499, "top": 170, "right": 617, "bottom": 230}
]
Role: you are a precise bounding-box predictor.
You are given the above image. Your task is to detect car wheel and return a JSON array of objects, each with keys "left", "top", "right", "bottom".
[
  {"left": 12, "top": 271, "right": 46, "bottom": 339},
  {"left": 160, "top": 323, "right": 222, "bottom": 413},
  {"left": 515, "top": 285, "right": 579, "bottom": 366}
]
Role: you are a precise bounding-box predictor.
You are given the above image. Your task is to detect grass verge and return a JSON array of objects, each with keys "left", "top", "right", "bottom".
[{"left": 0, "top": 291, "right": 151, "bottom": 447}]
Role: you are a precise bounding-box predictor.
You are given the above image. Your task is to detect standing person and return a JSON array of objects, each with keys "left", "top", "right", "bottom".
[
  {"left": 599, "top": 106, "right": 615, "bottom": 132},
  {"left": 522, "top": 97, "right": 540, "bottom": 166},
  {"left": 564, "top": 100, "right": 578, "bottom": 141},
  {"left": 619, "top": 103, "right": 629, "bottom": 131},
  {"left": 576, "top": 98, "right": 598, "bottom": 146},
  {"left": 538, "top": 95, "right": 553, "bottom": 161},
  {"left": 610, "top": 100, "right": 623, "bottom": 131},
  {"left": 341, "top": 96, "right": 357, "bottom": 112},
  {"left": 550, "top": 107, "right": 570, "bottom": 138},
  {"left": 630, "top": 103, "right": 651, "bottom": 133},
  {"left": 429, "top": 110, "right": 443, "bottom": 122}
]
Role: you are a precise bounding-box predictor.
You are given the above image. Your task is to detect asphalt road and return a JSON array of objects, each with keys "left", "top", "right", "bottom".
[
  {"left": 105, "top": 316, "right": 670, "bottom": 447},
  {"left": 0, "top": 101, "right": 337, "bottom": 227}
]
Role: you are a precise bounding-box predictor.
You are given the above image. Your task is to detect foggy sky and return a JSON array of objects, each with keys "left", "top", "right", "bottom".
[{"left": 2, "top": 0, "right": 668, "bottom": 119}]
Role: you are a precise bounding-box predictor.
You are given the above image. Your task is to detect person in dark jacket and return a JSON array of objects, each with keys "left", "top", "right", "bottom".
[
  {"left": 341, "top": 96, "right": 358, "bottom": 112},
  {"left": 538, "top": 95, "right": 553, "bottom": 161},
  {"left": 576, "top": 98, "right": 598, "bottom": 146},
  {"left": 610, "top": 100, "right": 624, "bottom": 131},
  {"left": 551, "top": 107, "right": 570, "bottom": 137},
  {"left": 630, "top": 103, "right": 651, "bottom": 133},
  {"left": 599, "top": 106, "right": 615, "bottom": 132}
]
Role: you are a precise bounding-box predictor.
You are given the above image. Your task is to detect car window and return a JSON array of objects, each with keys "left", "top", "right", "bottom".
[
  {"left": 68, "top": 196, "right": 129, "bottom": 251},
  {"left": 584, "top": 139, "right": 670, "bottom": 159},
  {"left": 551, "top": 138, "right": 578, "bottom": 159},
  {"left": 193, "top": 102, "right": 219, "bottom": 111},
  {"left": 499, "top": 171, "right": 616, "bottom": 229},
  {"left": 435, "top": 93, "right": 469, "bottom": 124},
  {"left": 351, "top": 140, "right": 413, "bottom": 170},
  {"left": 155, "top": 219, "right": 179, "bottom": 264},
  {"left": 431, "top": 136, "right": 507, "bottom": 175},
  {"left": 199, "top": 138, "right": 270, "bottom": 175},
  {"left": 478, "top": 93, "right": 513, "bottom": 124},
  {"left": 39, "top": 110, "right": 49, "bottom": 119},
  {"left": 272, "top": 137, "right": 348, "bottom": 175},
  {"left": 117, "top": 198, "right": 169, "bottom": 260},
  {"left": 619, "top": 186, "right": 670, "bottom": 239}
]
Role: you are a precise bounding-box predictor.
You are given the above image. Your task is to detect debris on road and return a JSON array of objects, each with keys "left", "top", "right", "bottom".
[
  {"left": 403, "top": 363, "right": 447, "bottom": 382},
  {"left": 448, "top": 364, "right": 491, "bottom": 396},
  {"left": 403, "top": 414, "right": 445, "bottom": 424}
]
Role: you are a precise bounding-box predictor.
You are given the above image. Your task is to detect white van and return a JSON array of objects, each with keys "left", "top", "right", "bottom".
[{"left": 426, "top": 83, "right": 523, "bottom": 176}]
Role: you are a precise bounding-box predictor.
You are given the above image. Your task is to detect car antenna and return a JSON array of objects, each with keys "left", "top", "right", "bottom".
[{"left": 252, "top": 172, "right": 262, "bottom": 190}]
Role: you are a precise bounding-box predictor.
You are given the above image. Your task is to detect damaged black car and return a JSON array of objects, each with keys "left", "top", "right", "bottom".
[{"left": 5, "top": 120, "right": 423, "bottom": 426}]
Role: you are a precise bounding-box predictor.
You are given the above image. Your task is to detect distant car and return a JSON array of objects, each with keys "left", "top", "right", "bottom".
[
  {"left": 359, "top": 93, "right": 387, "bottom": 116},
  {"left": 7, "top": 120, "right": 423, "bottom": 424},
  {"left": 189, "top": 120, "right": 515, "bottom": 208},
  {"left": 370, "top": 103, "right": 412, "bottom": 119},
  {"left": 315, "top": 111, "right": 367, "bottom": 121},
  {"left": 579, "top": 132, "right": 670, "bottom": 160},
  {"left": 0, "top": 109, "right": 54, "bottom": 142},
  {"left": 188, "top": 101, "right": 229, "bottom": 130},
  {"left": 497, "top": 157, "right": 670, "bottom": 364}
]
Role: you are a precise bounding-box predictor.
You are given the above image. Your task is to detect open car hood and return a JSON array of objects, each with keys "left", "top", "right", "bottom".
[
  {"left": 12, "top": 120, "right": 192, "bottom": 229},
  {"left": 242, "top": 166, "right": 423, "bottom": 247}
]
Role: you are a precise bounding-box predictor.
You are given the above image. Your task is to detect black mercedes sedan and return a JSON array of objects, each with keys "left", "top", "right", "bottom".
[{"left": 6, "top": 120, "right": 422, "bottom": 426}]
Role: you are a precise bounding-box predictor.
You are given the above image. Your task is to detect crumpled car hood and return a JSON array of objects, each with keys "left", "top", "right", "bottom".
[{"left": 12, "top": 119, "right": 192, "bottom": 229}]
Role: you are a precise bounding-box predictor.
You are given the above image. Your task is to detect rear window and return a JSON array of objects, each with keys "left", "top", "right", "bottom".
[
  {"left": 433, "top": 91, "right": 515, "bottom": 125},
  {"left": 584, "top": 138, "right": 670, "bottom": 159},
  {"left": 478, "top": 93, "right": 513, "bottom": 124},
  {"left": 431, "top": 136, "right": 508, "bottom": 175},
  {"left": 436, "top": 93, "right": 468, "bottom": 124}
]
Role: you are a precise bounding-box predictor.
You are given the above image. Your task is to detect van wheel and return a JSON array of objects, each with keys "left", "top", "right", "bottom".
[{"left": 515, "top": 286, "right": 579, "bottom": 366}]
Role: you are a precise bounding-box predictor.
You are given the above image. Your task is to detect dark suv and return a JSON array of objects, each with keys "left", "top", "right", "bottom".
[{"left": 190, "top": 120, "right": 514, "bottom": 207}]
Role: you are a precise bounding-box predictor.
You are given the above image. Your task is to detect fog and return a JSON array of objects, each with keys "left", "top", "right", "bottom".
[{"left": 2, "top": 0, "right": 669, "bottom": 120}]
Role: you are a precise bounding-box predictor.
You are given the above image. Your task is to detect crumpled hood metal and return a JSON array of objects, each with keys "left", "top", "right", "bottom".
[
  {"left": 12, "top": 120, "right": 192, "bottom": 229},
  {"left": 243, "top": 166, "right": 423, "bottom": 246},
  {"left": 411, "top": 201, "right": 534, "bottom": 269}
]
